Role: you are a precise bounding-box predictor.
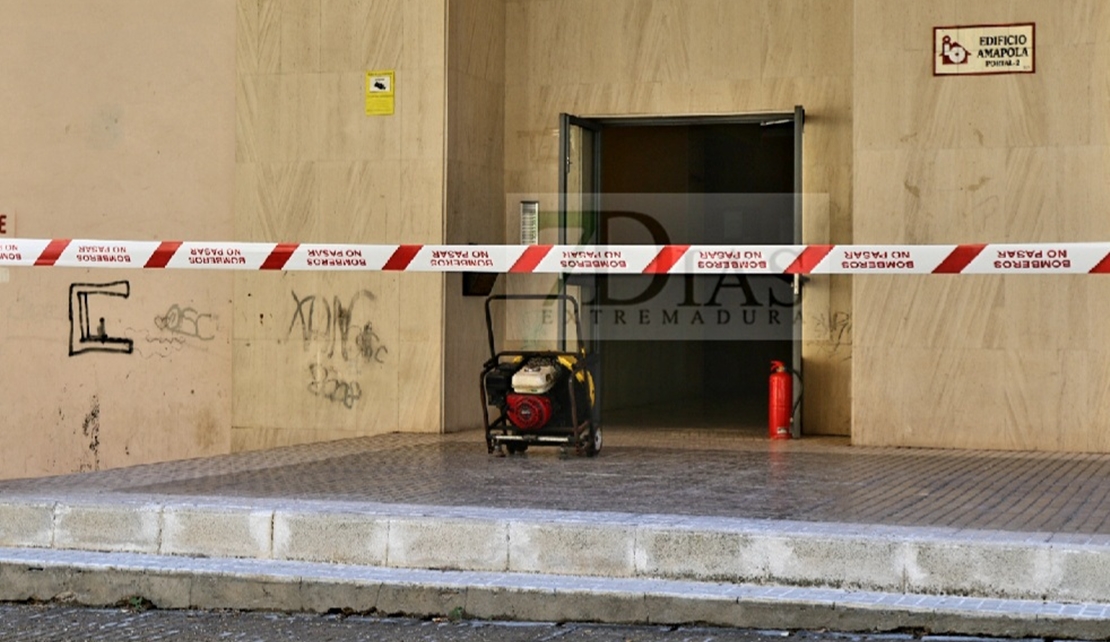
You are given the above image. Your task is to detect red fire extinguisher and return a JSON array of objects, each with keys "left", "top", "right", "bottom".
[{"left": 768, "top": 360, "right": 793, "bottom": 440}]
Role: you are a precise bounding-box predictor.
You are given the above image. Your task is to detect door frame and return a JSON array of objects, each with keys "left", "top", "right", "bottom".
[{"left": 558, "top": 108, "right": 806, "bottom": 433}]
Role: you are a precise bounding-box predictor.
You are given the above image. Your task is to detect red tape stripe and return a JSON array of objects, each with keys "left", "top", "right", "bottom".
[
  {"left": 260, "top": 243, "right": 299, "bottom": 270},
  {"left": 144, "top": 241, "right": 182, "bottom": 268},
  {"left": 1091, "top": 252, "right": 1110, "bottom": 273},
  {"left": 785, "top": 245, "right": 833, "bottom": 274},
  {"left": 510, "top": 245, "right": 552, "bottom": 273},
  {"left": 383, "top": 244, "right": 423, "bottom": 271},
  {"left": 34, "top": 239, "right": 71, "bottom": 266},
  {"left": 643, "top": 245, "right": 689, "bottom": 274},
  {"left": 933, "top": 244, "right": 986, "bottom": 273}
]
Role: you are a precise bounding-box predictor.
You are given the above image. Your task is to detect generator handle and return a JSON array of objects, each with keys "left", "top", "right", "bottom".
[{"left": 484, "top": 294, "right": 583, "bottom": 359}]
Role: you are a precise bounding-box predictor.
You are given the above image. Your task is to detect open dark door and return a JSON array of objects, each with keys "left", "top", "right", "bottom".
[{"left": 557, "top": 110, "right": 805, "bottom": 436}]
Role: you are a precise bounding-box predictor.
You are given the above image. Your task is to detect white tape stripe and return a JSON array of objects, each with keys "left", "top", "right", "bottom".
[
  {"left": 962, "top": 243, "right": 1109, "bottom": 274},
  {"left": 285, "top": 244, "right": 396, "bottom": 271},
  {"left": 0, "top": 239, "right": 52, "bottom": 266},
  {"left": 532, "top": 246, "right": 663, "bottom": 274},
  {"left": 814, "top": 245, "right": 958, "bottom": 274},
  {"left": 679, "top": 245, "right": 803, "bottom": 274},
  {"left": 53, "top": 240, "right": 160, "bottom": 269},
  {"left": 165, "top": 242, "right": 276, "bottom": 270},
  {"left": 406, "top": 245, "right": 527, "bottom": 273}
]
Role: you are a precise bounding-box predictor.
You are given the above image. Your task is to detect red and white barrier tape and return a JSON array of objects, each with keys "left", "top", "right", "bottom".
[{"left": 1, "top": 239, "right": 1109, "bottom": 274}]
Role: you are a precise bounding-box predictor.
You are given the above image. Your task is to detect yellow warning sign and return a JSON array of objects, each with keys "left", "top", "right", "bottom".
[{"left": 366, "top": 70, "right": 395, "bottom": 116}]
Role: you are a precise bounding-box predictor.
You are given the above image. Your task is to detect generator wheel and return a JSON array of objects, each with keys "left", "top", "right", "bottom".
[
  {"left": 505, "top": 442, "right": 528, "bottom": 455},
  {"left": 584, "top": 424, "right": 602, "bottom": 457}
]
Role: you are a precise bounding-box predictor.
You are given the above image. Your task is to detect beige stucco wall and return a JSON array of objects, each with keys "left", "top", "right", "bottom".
[
  {"left": 852, "top": 1, "right": 1110, "bottom": 450},
  {"left": 0, "top": 0, "right": 236, "bottom": 480},
  {"left": 231, "top": 0, "right": 449, "bottom": 450},
  {"left": 0, "top": 0, "right": 493, "bottom": 478},
  {"left": 503, "top": 0, "right": 855, "bottom": 435},
  {"left": 444, "top": 0, "right": 507, "bottom": 432}
]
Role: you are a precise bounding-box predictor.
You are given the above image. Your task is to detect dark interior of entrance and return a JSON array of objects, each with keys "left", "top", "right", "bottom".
[{"left": 597, "top": 123, "right": 795, "bottom": 434}]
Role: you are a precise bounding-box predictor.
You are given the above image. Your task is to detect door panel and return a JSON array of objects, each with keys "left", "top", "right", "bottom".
[
  {"left": 559, "top": 114, "right": 603, "bottom": 424},
  {"left": 792, "top": 105, "right": 805, "bottom": 437}
]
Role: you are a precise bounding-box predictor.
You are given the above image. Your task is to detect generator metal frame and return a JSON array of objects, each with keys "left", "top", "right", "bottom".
[{"left": 480, "top": 293, "right": 600, "bottom": 457}]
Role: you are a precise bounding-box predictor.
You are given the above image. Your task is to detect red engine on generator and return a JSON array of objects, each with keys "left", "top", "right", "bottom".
[
  {"left": 506, "top": 393, "right": 552, "bottom": 430},
  {"left": 484, "top": 355, "right": 589, "bottom": 436}
]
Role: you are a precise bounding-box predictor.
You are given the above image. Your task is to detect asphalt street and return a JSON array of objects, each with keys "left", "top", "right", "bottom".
[{"left": 0, "top": 604, "right": 1054, "bottom": 642}]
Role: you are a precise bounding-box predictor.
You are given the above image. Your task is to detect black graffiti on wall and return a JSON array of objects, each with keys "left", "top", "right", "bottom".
[
  {"left": 154, "top": 304, "right": 217, "bottom": 341},
  {"left": 288, "top": 288, "right": 390, "bottom": 409},
  {"left": 307, "top": 364, "right": 362, "bottom": 409},
  {"left": 287, "top": 289, "right": 388, "bottom": 363},
  {"left": 813, "top": 311, "right": 853, "bottom": 358},
  {"left": 69, "top": 281, "right": 133, "bottom": 356}
]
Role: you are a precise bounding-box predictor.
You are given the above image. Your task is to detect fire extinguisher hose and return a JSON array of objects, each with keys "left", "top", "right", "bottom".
[{"left": 788, "top": 366, "right": 803, "bottom": 425}]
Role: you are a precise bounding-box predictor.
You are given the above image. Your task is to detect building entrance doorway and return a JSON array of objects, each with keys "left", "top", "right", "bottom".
[{"left": 559, "top": 111, "right": 804, "bottom": 435}]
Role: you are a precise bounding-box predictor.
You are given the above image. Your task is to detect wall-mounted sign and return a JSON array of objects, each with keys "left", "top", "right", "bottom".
[
  {"left": 365, "top": 70, "right": 395, "bottom": 116},
  {"left": 934, "top": 23, "right": 1035, "bottom": 76}
]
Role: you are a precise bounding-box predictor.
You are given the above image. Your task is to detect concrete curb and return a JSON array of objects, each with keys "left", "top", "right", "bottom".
[
  {"left": 1, "top": 547, "right": 1109, "bottom": 639},
  {"left": 4, "top": 494, "right": 1110, "bottom": 603}
]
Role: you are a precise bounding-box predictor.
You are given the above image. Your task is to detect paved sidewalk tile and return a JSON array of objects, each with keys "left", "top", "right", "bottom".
[{"left": 2, "top": 429, "right": 1110, "bottom": 536}]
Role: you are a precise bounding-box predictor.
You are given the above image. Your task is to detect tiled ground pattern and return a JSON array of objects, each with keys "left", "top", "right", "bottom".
[{"left": 3, "top": 429, "right": 1110, "bottom": 534}]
